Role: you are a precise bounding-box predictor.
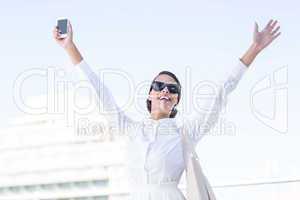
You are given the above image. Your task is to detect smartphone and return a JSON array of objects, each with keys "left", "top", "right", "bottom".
[{"left": 57, "top": 18, "right": 68, "bottom": 38}]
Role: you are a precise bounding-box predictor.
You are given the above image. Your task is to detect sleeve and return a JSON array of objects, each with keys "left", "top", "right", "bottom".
[
  {"left": 75, "top": 60, "right": 136, "bottom": 138},
  {"left": 184, "top": 59, "right": 248, "bottom": 144}
]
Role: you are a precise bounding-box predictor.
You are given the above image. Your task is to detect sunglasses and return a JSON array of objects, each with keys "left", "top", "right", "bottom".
[{"left": 151, "top": 81, "right": 181, "bottom": 94}]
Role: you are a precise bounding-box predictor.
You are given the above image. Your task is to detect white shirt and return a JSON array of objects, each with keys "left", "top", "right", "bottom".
[{"left": 75, "top": 60, "right": 247, "bottom": 193}]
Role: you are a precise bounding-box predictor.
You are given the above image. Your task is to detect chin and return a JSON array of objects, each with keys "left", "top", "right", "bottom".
[
  {"left": 159, "top": 107, "right": 171, "bottom": 113},
  {"left": 160, "top": 109, "right": 171, "bottom": 116}
]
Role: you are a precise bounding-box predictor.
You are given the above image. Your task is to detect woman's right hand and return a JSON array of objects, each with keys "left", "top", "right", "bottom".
[
  {"left": 53, "top": 20, "right": 83, "bottom": 65},
  {"left": 53, "top": 20, "right": 74, "bottom": 49}
]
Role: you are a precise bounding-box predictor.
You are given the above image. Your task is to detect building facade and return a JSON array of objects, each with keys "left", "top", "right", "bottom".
[{"left": 0, "top": 114, "right": 130, "bottom": 200}]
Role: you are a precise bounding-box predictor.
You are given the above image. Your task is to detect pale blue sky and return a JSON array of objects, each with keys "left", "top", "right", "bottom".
[
  {"left": 0, "top": 0, "right": 298, "bottom": 125},
  {"left": 0, "top": 0, "right": 300, "bottom": 191},
  {"left": 0, "top": 0, "right": 298, "bottom": 129},
  {"left": 0, "top": 0, "right": 300, "bottom": 130}
]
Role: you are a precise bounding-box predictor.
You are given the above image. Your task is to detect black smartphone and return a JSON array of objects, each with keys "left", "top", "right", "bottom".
[{"left": 57, "top": 18, "right": 68, "bottom": 38}]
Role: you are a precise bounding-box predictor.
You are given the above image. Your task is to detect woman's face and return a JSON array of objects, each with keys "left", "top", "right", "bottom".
[{"left": 148, "top": 74, "right": 179, "bottom": 117}]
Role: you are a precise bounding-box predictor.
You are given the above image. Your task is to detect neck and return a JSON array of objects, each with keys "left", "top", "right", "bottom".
[{"left": 150, "top": 111, "right": 169, "bottom": 120}]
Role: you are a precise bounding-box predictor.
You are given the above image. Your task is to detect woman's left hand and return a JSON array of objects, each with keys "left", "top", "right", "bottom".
[
  {"left": 253, "top": 19, "right": 281, "bottom": 53},
  {"left": 240, "top": 19, "right": 281, "bottom": 67}
]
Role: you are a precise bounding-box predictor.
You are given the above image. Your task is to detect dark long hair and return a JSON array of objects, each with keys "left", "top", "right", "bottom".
[{"left": 146, "top": 71, "right": 181, "bottom": 118}]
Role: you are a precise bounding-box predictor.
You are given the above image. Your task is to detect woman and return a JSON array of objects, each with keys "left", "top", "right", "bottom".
[{"left": 53, "top": 20, "right": 280, "bottom": 199}]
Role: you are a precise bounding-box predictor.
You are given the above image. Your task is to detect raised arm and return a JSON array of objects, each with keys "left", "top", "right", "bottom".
[
  {"left": 53, "top": 21, "right": 136, "bottom": 137},
  {"left": 241, "top": 20, "right": 281, "bottom": 67},
  {"left": 185, "top": 19, "right": 281, "bottom": 144},
  {"left": 53, "top": 21, "right": 83, "bottom": 65}
]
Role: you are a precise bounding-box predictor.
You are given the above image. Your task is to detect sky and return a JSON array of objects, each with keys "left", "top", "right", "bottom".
[{"left": 0, "top": 0, "right": 299, "bottom": 198}]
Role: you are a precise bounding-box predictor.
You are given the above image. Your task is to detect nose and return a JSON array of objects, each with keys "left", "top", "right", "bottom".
[{"left": 161, "top": 86, "right": 169, "bottom": 93}]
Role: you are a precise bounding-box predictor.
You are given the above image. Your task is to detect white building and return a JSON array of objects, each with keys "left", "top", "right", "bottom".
[{"left": 0, "top": 113, "right": 130, "bottom": 200}]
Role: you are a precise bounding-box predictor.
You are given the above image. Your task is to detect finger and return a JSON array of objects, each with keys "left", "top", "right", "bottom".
[
  {"left": 52, "top": 30, "right": 57, "bottom": 38},
  {"left": 53, "top": 28, "right": 59, "bottom": 38},
  {"left": 54, "top": 34, "right": 61, "bottom": 40},
  {"left": 68, "top": 20, "right": 72, "bottom": 32},
  {"left": 272, "top": 32, "right": 281, "bottom": 41},
  {"left": 254, "top": 22, "right": 259, "bottom": 34},
  {"left": 270, "top": 20, "right": 278, "bottom": 31},
  {"left": 67, "top": 20, "right": 73, "bottom": 36},
  {"left": 53, "top": 26, "right": 58, "bottom": 33},
  {"left": 54, "top": 28, "right": 60, "bottom": 36},
  {"left": 264, "top": 19, "right": 273, "bottom": 30},
  {"left": 53, "top": 31, "right": 62, "bottom": 40},
  {"left": 271, "top": 20, "right": 278, "bottom": 27},
  {"left": 271, "top": 26, "right": 280, "bottom": 35},
  {"left": 54, "top": 25, "right": 63, "bottom": 34}
]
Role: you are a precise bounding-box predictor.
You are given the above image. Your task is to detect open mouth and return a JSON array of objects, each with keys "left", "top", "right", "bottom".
[{"left": 159, "top": 96, "right": 171, "bottom": 102}]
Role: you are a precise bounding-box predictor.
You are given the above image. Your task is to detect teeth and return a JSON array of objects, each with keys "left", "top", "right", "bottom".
[{"left": 160, "top": 96, "right": 170, "bottom": 101}]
